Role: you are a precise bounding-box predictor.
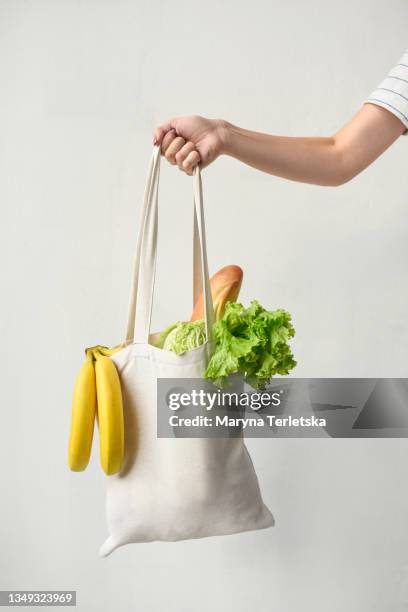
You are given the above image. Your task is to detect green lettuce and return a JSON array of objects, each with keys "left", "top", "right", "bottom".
[
  {"left": 153, "top": 300, "right": 296, "bottom": 387},
  {"left": 154, "top": 320, "right": 206, "bottom": 355},
  {"left": 204, "top": 300, "right": 296, "bottom": 388}
]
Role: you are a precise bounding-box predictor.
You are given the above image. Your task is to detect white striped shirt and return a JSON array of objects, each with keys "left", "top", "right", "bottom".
[{"left": 366, "top": 49, "right": 408, "bottom": 131}]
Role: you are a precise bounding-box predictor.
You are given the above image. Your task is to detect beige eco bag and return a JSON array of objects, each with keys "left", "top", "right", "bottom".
[{"left": 100, "top": 147, "right": 273, "bottom": 556}]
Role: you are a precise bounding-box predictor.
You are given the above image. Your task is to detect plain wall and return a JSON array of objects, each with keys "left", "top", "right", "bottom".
[{"left": 1, "top": 1, "right": 408, "bottom": 610}]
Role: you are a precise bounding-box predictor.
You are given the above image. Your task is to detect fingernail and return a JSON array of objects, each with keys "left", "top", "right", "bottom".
[{"left": 153, "top": 137, "right": 157, "bottom": 145}]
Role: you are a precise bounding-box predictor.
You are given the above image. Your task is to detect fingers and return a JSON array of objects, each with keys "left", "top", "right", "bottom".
[
  {"left": 182, "top": 150, "right": 200, "bottom": 175},
  {"left": 153, "top": 120, "right": 173, "bottom": 146},
  {"left": 164, "top": 136, "right": 187, "bottom": 164},
  {"left": 162, "top": 136, "right": 201, "bottom": 174},
  {"left": 160, "top": 129, "right": 177, "bottom": 155},
  {"left": 175, "top": 141, "right": 195, "bottom": 169},
  {"left": 152, "top": 119, "right": 201, "bottom": 174}
]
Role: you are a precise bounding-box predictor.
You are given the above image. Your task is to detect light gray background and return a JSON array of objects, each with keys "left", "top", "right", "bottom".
[{"left": 1, "top": 1, "right": 408, "bottom": 611}]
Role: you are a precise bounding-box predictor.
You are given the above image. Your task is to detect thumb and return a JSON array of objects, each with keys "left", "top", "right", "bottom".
[{"left": 153, "top": 119, "right": 176, "bottom": 145}]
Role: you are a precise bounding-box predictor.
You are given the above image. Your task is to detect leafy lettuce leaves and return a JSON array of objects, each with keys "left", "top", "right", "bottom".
[
  {"left": 204, "top": 300, "right": 296, "bottom": 388},
  {"left": 153, "top": 300, "right": 296, "bottom": 388},
  {"left": 154, "top": 320, "right": 206, "bottom": 355}
]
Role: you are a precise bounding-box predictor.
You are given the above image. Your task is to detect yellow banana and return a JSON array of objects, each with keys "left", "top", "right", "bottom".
[
  {"left": 94, "top": 351, "right": 124, "bottom": 475},
  {"left": 95, "top": 345, "right": 123, "bottom": 357},
  {"left": 68, "top": 350, "right": 97, "bottom": 471}
]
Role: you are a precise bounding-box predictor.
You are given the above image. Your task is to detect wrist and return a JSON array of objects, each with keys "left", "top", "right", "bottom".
[{"left": 214, "top": 119, "right": 234, "bottom": 156}]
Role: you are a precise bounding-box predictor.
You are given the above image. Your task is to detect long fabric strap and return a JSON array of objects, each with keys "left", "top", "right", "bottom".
[
  {"left": 125, "top": 148, "right": 160, "bottom": 344},
  {"left": 125, "top": 146, "right": 214, "bottom": 345}
]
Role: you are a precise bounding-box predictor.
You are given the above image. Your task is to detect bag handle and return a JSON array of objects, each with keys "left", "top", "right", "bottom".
[{"left": 125, "top": 146, "right": 214, "bottom": 345}]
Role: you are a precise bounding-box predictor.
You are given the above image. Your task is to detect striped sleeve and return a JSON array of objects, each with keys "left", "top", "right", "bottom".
[{"left": 365, "top": 49, "right": 408, "bottom": 131}]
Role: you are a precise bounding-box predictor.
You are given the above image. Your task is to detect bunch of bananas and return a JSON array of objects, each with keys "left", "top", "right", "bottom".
[{"left": 68, "top": 345, "right": 124, "bottom": 476}]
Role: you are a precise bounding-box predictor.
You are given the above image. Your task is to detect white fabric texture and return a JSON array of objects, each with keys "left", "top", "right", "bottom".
[
  {"left": 100, "top": 147, "right": 274, "bottom": 556},
  {"left": 366, "top": 49, "right": 408, "bottom": 131}
]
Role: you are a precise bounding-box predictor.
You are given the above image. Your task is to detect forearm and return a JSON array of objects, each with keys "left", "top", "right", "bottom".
[
  {"left": 221, "top": 105, "right": 405, "bottom": 187},
  {"left": 222, "top": 125, "right": 342, "bottom": 186}
]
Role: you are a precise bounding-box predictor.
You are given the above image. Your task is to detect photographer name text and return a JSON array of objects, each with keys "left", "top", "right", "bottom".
[{"left": 168, "top": 415, "right": 326, "bottom": 429}]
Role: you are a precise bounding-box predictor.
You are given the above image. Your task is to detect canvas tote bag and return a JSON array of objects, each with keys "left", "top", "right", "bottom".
[{"left": 100, "top": 146, "right": 274, "bottom": 556}]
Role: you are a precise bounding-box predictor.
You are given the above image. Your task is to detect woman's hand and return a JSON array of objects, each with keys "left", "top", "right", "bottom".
[{"left": 153, "top": 116, "right": 228, "bottom": 174}]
